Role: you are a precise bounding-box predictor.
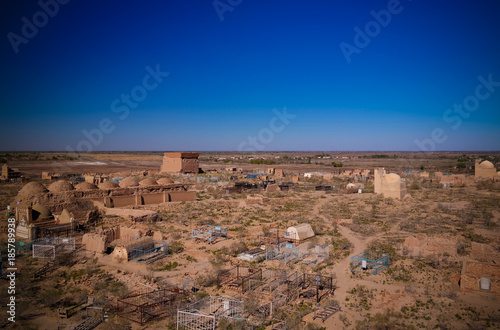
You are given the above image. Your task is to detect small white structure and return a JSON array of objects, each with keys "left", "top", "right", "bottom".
[
  {"left": 285, "top": 223, "right": 315, "bottom": 242},
  {"left": 346, "top": 183, "right": 364, "bottom": 190},
  {"left": 237, "top": 248, "right": 265, "bottom": 262}
]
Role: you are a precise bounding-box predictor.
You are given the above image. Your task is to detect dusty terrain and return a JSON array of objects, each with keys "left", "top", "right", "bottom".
[{"left": 0, "top": 151, "right": 499, "bottom": 330}]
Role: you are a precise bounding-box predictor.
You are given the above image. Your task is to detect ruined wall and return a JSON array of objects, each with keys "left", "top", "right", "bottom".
[
  {"left": 440, "top": 174, "right": 467, "bottom": 186},
  {"left": 464, "top": 261, "right": 500, "bottom": 277},
  {"left": 105, "top": 208, "right": 160, "bottom": 222},
  {"left": 120, "top": 227, "right": 142, "bottom": 241},
  {"left": 374, "top": 168, "right": 385, "bottom": 194},
  {"left": 460, "top": 261, "right": 500, "bottom": 294},
  {"left": 461, "top": 274, "right": 500, "bottom": 294},
  {"left": 266, "top": 184, "right": 281, "bottom": 193},
  {"left": 323, "top": 173, "right": 334, "bottom": 180},
  {"left": 82, "top": 234, "right": 108, "bottom": 253},
  {"left": 82, "top": 227, "right": 119, "bottom": 253}
]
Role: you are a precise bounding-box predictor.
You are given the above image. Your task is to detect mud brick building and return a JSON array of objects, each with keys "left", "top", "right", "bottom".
[{"left": 160, "top": 152, "right": 199, "bottom": 173}]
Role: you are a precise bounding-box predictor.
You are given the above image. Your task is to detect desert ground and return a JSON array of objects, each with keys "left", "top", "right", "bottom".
[{"left": 0, "top": 151, "right": 499, "bottom": 330}]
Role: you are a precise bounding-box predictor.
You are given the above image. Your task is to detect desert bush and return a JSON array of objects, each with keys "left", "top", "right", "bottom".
[
  {"left": 169, "top": 240, "right": 185, "bottom": 254},
  {"left": 333, "top": 237, "right": 353, "bottom": 251},
  {"left": 93, "top": 277, "right": 127, "bottom": 297},
  {"left": 228, "top": 241, "right": 247, "bottom": 256},
  {"left": 476, "top": 180, "right": 495, "bottom": 190},
  {"left": 355, "top": 308, "right": 407, "bottom": 330},
  {"left": 399, "top": 220, "right": 416, "bottom": 232},
  {"left": 457, "top": 239, "right": 470, "bottom": 255},
  {"left": 196, "top": 272, "right": 218, "bottom": 287}
]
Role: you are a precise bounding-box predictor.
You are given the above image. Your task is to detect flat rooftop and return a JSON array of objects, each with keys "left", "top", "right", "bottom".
[{"left": 163, "top": 152, "right": 199, "bottom": 158}]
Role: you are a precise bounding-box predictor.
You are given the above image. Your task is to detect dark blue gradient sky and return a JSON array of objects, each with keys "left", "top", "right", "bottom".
[{"left": 1, "top": 0, "right": 499, "bottom": 151}]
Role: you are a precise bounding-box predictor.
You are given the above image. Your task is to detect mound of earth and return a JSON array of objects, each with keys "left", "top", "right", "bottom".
[
  {"left": 75, "top": 182, "right": 98, "bottom": 190},
  {"left": 119, "top": 176, "right": 139, "bottom": 188},
  {"left": 48, "top": 180, "right": 75, "bottom": 192},
  {"left": 157, "top": 178, "right": 174, "bottom": 185},
  {"left": 17, "top": 182, "right": 48, "bottom": 199},
  {"left": 139, "top": 178, "right": 157, "bottom": 186},
  {"left": 99, "top": 181, "right": 119, "bottom": 190}
]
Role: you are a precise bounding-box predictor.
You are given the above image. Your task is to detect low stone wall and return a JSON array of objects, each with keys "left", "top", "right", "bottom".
[
  {"left": 104, "top": 208, "right": 160, "bottom": 222},
  {"left": 102, "top": 191, "right": 196, "bottom": 208}
]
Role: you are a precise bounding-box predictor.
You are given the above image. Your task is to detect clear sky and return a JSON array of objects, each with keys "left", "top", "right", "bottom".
[{"left": 1, "top": 0, "right": 499, "bottom": 151}]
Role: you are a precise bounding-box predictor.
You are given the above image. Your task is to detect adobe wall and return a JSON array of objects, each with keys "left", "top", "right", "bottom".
[
  {"left": 181, "top": 158, "right": 199, "bottom": 173},
  {"left": 161, "top": 157, "right": 182, "bottom": 173},
  {"left": 323, "top": 173, "right": 334, "bottom": 180},
  {"left": 460, "top": 260, "right": 500, "bottom": 294},
  {"left": 169, "top": 191, "right": 197, "bottom": 202},
  {"left": 142, "top": 192, "right": 167, "bottom": 205},
  {"left": 374, "top": 168, "right": 385, "bottom": 194},
  {"left": 120, "top": 227, "right": 142, "bottom": 241},
  {"left": 461, "top": 274, "right": 500, "bottom": 294},
  {"left": 440, "top": 174, "right": 467, "bottom": 185},
  {"left": 82, "top": 233, "right": 108, "bottom": 253},
  {"left": 104, "top": 195, "right": 137, "bottom": 208},
  {"left": 14, "top": 185, "right": 186, "bottom": 207},
  {"left": 161, "top": 152, "right": 199, "bottom": 173},
  {"left": 464, "top": 261, "right": 500, "bottom": 277},
  {"left": 102, "top": 191, "right": 195, "bottom": 207},
  {"left": 82, "top": 227, "right": 119, "bottom": 253},
  {"left": 381, "top": 180, "right": 405, "bottom": 199}
]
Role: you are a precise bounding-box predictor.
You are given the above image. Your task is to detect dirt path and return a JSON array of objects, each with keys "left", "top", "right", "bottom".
[
  {"left": 302, "top": 194, "right": 380, "bottom": 328},
  {"left": 312, "top": 195, "right": 376, "bottom": 302}
]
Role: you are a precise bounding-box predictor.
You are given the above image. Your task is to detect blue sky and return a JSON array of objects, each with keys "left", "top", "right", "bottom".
[{"left": 1, "top": 0, "right": 499, "bottom": 151}]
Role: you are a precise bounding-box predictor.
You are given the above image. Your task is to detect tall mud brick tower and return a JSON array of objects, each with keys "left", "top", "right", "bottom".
[{"left": 160, "top": 152, "right": 199, "bottom": 173}]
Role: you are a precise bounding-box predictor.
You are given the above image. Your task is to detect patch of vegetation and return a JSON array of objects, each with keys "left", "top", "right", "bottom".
[
  {"left": 156, "top": 261, "right": 179, "bottom": 271},
  {"left": 169, "top": 241, "right": 185, "bottom": 254},
  {"left": 249, "top": 159, "right": 276, "bottom": 165}
]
